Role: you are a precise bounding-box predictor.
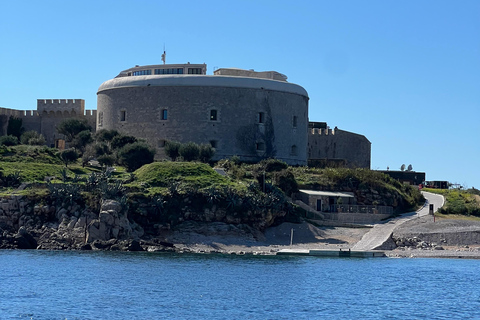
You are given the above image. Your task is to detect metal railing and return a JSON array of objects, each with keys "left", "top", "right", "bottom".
[{"left": 329, "top": 205, "right": 393, "bottom": 215}]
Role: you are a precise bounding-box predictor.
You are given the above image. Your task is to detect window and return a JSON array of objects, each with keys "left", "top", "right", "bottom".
[
  {"left": 256, "top": 142, "right": 265, "bottom": 151},
  {"left": 98, "top": 112, "right": 103, "bottom": 127},
  {"left": 120, "top": 110, "right": 126, "bottom": 122},
  {"left": 292, "top": 116, "right": 298, "bottom": 128},
  {"left": 155, "top": 68, "right": 184, "bottom": 75},
  {"left": 161, "top": 109, "right": 168, "bottom": 120},
  {"left": 210, "top": 109, "right": 217, "bottom": 121},
  {"left": 210, "top": 140, "right": 218, "bottom": 148},
  {"left": 291, "top": 145, "right": 298, "bottom": 155},
  {"left": 188, "top": 68, "right": 202, "bottom": 74},
  {"left": 258, "top": 112, "right": 265, "bottom": 124},
  {"left": 132, "top": 70, "right": 152, "bottom": 76},
  {"left": 158, "top": 140, "right": 166, "bottom": 148}
]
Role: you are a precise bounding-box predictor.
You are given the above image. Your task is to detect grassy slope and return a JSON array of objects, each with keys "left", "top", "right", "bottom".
[
  {"left": 424, "top": 188, "right": 480, "bottom": 218},
  {"left": 133, "top": 162, "right": 234, "bottom": 191},
  {"left": 0, "top": 145, "right": 425, "bottom": 214}
]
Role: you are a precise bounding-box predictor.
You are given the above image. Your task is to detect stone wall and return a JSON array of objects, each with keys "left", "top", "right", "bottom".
[
  {"left": 97, "top": 85, "right": 308, "bottom": 165},
  {"left": 308, "top": 127, "right": 371, "bottom": 168},
  {"left": 0, "top": 100, "right": 96, "bottom": 147}
]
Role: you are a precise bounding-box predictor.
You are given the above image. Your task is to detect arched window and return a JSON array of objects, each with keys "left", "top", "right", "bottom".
[{"left": 291, "top": 145, "right": 298, "bottom": 155}]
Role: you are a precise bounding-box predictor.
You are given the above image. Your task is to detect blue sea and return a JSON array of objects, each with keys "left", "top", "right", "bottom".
[{"left": 0, "top": 251, "right": 479, "bottom": 319}]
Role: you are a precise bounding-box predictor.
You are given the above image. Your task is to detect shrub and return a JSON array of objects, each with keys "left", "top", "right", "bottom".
[
  {"left": 57, "top": 119, "right": 92, "bottom": 142},
  {"left": 179, "top": 142, "right": 200, "bottom": 162},
  {"left": 21, "top": 131, "right": 46, "bottom": 145},
  {"left": 71, "top": 130, "right": 93, "bottom": 152},
  {"left": 199, "top": 144, "right": 215, "bottom": 163},
  {"left": 117, "top": 142, "right": 156, "bottom": 172},
  {"left": 97, "top": 154, "right": 115, "bottom": 167},
  {"left": 0, "top": 135, "right": 19, "bottom": 146},
  {"left": 262, "top": 158, "right": 288, "bottom": 172},
  {"left": 60, "top": 148, "right": 79, "bottom": 167},
  {"left": 165, "top": 141, "right": 181, "bottom": 161},
  {"left": 111, "top": 135, "right": 137, "bottom": 150},
  {"left": 273, "top": 169, "right": 299, "bottom": 196},
  {"left": 95, "top": 129, "right": 120, "bottom": 143}
]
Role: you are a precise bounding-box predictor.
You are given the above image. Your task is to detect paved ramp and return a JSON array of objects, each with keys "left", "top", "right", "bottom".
[{"left": 352, "top": 192, "right": 444, "bottom": 251}]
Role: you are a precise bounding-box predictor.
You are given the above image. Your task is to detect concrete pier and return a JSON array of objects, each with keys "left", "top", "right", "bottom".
[{"left": 276, "top": 248, "right": 386, "bottom": 258}]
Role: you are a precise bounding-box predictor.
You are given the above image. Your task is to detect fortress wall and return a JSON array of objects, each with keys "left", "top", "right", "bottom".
[
  {"left": 37, "top": 99, "right": 85, "bottom": 114},
  {"left": 308, "top": 128, "right": 371, "bottom": 168},
  {"left": 97, "top": 85, "right": 308, "bottom": 165},
  {"left": 0, "top": 105, "right": 96, "bottom": 147}
]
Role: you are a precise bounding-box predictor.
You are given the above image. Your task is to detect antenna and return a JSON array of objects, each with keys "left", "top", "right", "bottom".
[{"left": 161, "top": 44, "right": 166, "bottom": 65}]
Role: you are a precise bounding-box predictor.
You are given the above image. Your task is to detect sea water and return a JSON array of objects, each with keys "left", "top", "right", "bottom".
[{"left": 0, "top": 250, "right": 479, "bottom": 319}]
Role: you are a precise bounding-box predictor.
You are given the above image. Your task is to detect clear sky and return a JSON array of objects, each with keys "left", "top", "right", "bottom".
[{"left": 0, "top": 0, "right": 479, "bottom": 187}]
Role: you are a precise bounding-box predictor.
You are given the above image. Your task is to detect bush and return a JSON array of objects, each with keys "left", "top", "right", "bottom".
[
  {"left": 179, "top": 142, "right": 200, "bottom": 162},
  {"left": 95, "top": 129, "right": 120, "bottom": 143},
  {"left": 21, "top": 131, "right": 46, "bottom": 145},
  {"left": 60, "top": 148, "right": 79, "bottom": 167},
  {"left": 97, "top": 154, "right": 115, "bottom": 167},
  {"left": 165, "top": 141, "right": 181, "bottom": 161},
  {"left": 261, "top": 158, "right": 288, "bottom": 172},
  {"left": 57, "top": 119, "right": 92, "bottom": 142},
  {"left": 111, "top": 135, "right": 137, "bottom": 150},
  {"left": 199, "top": 144, "right": 215, "bottom": 163},
  {"left": 117, "top": 142, "right": 156, "bottom": 172},
  {"left": 71, "top": 130, "right": 93, "bottom": 152},
  {"left": 0, "top": 135, "right": 19, "bottom": 146},
  {"left": 273, "top": 169, "right": 299, "bottom": 196}
]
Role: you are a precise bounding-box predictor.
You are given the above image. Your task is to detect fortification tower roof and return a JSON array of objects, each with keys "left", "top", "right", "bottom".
[{"left": 98, "top": 75, "right": 308, "bottom": 97}]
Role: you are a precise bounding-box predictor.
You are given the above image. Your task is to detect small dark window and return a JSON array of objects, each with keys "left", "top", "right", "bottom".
[
  {"left": 161, "top": 109, "right": 168, "bottom": 120},
  {"left": 291, "top": 145, "right": 298, "bottom": 155},
  {"left": 210, "top": 140, "right": 218, "bottom": 148},
  {"left": 120, "top": 110, "right": 126, "bottom": 122},
  {"left": 210, "top": 109, "right": 217, "bottom": 121},
  {"left": 256, "top": 142, "right": 265, "bottom": 151},
  {"left": 258, "top": 112, "right": 265, "bottom": 124},
  {"left": 158, "top": 140, "right": 166, "bottom": 147},
  {"left": 292, "top": 116, "right": 298, "bottom": 128}
]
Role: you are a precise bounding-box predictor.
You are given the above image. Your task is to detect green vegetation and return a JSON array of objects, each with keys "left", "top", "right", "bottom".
[
  {"left": 134, "top": 162, "right": 232, "bottom": 191},
  {"left": 424, "top": 188, "right": 480, "bottom": 217}
]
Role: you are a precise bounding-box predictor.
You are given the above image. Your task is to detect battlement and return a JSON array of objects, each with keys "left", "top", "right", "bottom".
[
  {"left": 37, "top": 99, "right": 85, "bottom": 114},
  {"left": 310, "top": 128, "right": 335, "bottom": 135}
]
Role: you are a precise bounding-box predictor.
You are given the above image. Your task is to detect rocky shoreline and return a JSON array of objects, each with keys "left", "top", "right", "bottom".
[{"left": 2, "top": 195, "right": 480, "bottom": 259}]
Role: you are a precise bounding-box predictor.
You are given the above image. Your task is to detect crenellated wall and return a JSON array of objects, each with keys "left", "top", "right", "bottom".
[
  {"left": 0, "top": 99, "right": 96, "bottom": 147},
  {"left": 308, "top": 126, "right": 371, "bottom": 168}
]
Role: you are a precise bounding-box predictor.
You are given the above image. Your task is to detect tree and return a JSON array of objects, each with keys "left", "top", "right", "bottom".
[
  {"left": 57, "top": 119, "right": 92, "bottom": 142},
  {"left": 71, "top": 130, "right": 93, "bottom": 152},
  {"left": 97, "top": 154, "right": 115, "bottom": 167},
  {"left": 7, "top": 117, "right": 24, "bottom": 139},
  {"left": 199, "top": 144, "right": 215, "bottom": 163},
  {"left": 179, "top": 142, "right": 200, "bottom": 162},
  {"left": 400, "top": 164, "right": 406, "bottom": 171},
  {"left": 95, "top": 129, "right": 120, "bottom": 144},
  {"left": 60, "top": 148, "right": 79, "bottom": 167},
  {"left": 111, "top": 135, "right": 137, "bottom": 150},
  {"left": 117, "top": 142, "right": 156, "bottom": 172},
  {"left": 165, "top": 140, "right": 181, "bottom": 161},
  {"left": 407, "top": 164, "right": 413, "bottom": 172}
]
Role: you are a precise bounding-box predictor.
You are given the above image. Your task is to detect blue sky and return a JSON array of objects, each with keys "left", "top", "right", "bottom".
[{"left": 0, "top": 0, "right": 479, "bottom": 187}]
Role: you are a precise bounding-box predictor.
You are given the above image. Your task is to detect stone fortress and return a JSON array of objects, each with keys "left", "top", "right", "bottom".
[
  {"left": 0, "top": 62, "right": 370, "bottom": 168},
  {"left": 0, "top": 99, "right": 96, "bottom": 148}
]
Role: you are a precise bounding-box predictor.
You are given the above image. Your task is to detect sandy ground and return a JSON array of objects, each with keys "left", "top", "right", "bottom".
[{"left": 163, "top": 219, "right": 480, "bottom": 259}]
